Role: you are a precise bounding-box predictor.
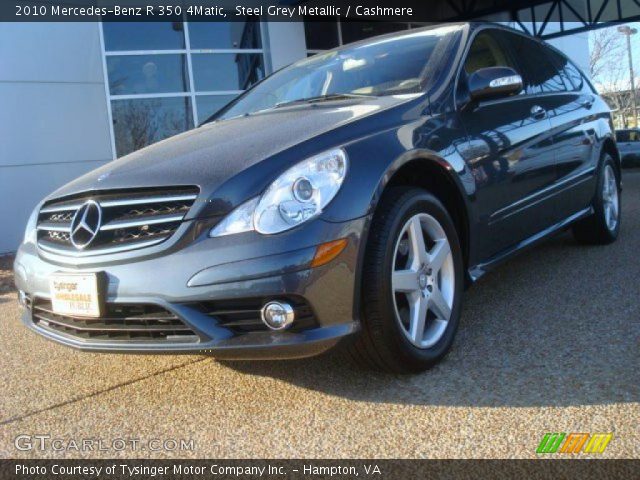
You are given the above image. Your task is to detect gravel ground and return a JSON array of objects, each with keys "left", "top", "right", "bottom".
[{"left": 0, "top": 172, "right": 638, "bottom": 459}]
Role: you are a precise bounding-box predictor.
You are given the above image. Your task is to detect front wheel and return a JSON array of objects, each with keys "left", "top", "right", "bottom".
[
  {"left": 572, "top": 155, "right": 621, "bottom": 245},
  {"left": 349, "top": 188, "right": 464, "bottom": 373}
]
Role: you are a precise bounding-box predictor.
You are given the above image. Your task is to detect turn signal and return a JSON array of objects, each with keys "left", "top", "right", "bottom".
[{"left": 311, "top": 238, "right": 348, "bottom": 268}]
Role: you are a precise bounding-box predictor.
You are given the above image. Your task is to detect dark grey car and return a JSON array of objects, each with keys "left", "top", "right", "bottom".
[
  {"left": 14, "top": 23, "right": 621, "bottom": 372},
  {"left": 616, "top": 128, "right": 640, "bottom": 166}
]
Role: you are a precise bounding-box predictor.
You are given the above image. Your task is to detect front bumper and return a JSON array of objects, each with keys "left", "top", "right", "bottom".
[{"left": 14, "top": 216, "right": 366, "bottom": 359}]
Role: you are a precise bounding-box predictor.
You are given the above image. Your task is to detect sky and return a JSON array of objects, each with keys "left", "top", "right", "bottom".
[{"left": 588, "top": 22, "right": 640, "bottom": 91}]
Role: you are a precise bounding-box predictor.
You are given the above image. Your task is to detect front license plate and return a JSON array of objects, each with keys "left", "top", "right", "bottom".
[{"left": 49, "top": 273, "right": 101, "bottom": 317}]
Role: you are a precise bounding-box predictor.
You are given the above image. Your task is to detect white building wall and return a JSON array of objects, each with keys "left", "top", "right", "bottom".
[
  {"left": 265, "top": 21, "right": 308, "bottom": 70},
  {"left": 0, "top": 23, "right": 113, "bottom": 253}
]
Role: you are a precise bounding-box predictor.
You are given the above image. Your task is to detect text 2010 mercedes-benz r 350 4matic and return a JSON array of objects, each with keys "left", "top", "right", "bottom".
[{"left": 15, "top": 23, "right": 621, "bottom": 372}]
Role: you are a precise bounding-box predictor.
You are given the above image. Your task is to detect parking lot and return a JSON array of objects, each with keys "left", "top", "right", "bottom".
[{"left": 1, "top": 172, "right": 638, "bottom": 459}]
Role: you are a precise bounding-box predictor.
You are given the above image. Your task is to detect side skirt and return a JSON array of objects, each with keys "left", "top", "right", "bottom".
[{"left": 468, "top": 206, "right": 594, "bottom": 282}]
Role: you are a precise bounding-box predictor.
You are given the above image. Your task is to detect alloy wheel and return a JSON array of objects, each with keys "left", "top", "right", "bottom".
[
  {"left": 391, "top": 213, "right": 455, "bottom": 349},
  {"left": 602, "top": 164, "right": 619, "bottom": 231}
]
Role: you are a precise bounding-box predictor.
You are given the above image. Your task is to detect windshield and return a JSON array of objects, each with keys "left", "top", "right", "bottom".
[{"left": 214, "top": 25, "right": 462, "bottom": 121}]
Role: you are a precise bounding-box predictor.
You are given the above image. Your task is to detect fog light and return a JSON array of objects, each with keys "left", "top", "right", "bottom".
[{"left": 261, "top": 301, "right": 295, "bottom": 330}]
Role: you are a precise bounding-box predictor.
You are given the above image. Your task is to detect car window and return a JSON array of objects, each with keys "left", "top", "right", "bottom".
[
  {"left": 561, "top": 60, "right": 585, "bottom": 91},
  {"left": 616, "top": 130, "right": 640, "bottom": 142},
  {"left": 464, "top": 31, "right": 517, "bottom": 74},
  {"left": 215, "top": 26, "right": 463, "bottom": 120},
  {"left": 617, "top": 131, "right": 629, "bottom": 142},
  {"left": 546, "top": 49, "right": 578, "bottom": 91},
  {"left": 510, "top": 36, "right": 568, "bottom": 94}
]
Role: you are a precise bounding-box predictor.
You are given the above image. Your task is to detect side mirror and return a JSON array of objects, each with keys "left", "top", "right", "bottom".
[{"left": 468, "top": 66, "right": 523, "bottom": 102}]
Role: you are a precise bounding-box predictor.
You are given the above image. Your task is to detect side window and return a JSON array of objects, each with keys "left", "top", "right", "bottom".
[
  {"left": 616, "top": 131, "right": 629, "bottom": 142},
  {"left": 464, "top": 31, "right": 517, "bottom": 75},
  {"left": 562, "top": 61, "right": 585, "bottom": 91},
  {"left": 631, "top": 131, "right": 640, "bottom": 142},
  {"left": 546, "top": 49, "right": 577, "bottom": 90},
  {"left": 511, "top": 36, "right": 568, "bottom": 94}
]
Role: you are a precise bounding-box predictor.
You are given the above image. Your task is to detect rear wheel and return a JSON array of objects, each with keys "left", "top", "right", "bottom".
[
  {"left": 572, "top": 155, "right": 620, "bottom": 245},
  {"left": 350, "top": 188, "right": 464, "bottom": 373}
]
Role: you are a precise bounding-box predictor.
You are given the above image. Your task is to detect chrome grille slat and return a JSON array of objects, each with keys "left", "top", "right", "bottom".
[
  {"left": 37, "top": 222, "right": 71, "bottom": 232},
  {"left": 100, "top": 194, "right": 197, "bottom": 207},
  {"left": 37, "top": 187, "right": 199, "bottom": 257},
  {"left": 39, "top": 203, "right": 83, "bottom": 214},
  {"left": 38, "top": 237, "right": 168, "bottom": 257},
  {"left": 100, "top": 213, "right": 185, "bottom": 231}
]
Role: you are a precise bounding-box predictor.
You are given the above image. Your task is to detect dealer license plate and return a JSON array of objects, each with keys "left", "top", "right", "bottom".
[{"left": 49, "top": 273, "right": 101, "bottom": 317}]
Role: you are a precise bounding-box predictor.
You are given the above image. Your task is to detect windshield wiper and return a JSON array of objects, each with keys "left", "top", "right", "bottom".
[{"left": 274, "top": 93, "right": 375, "bottom": 109}]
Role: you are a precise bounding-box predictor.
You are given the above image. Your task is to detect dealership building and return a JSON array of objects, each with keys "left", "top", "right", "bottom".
[{"left": 0, "top": 19, "right": 589, "bottom": 253}]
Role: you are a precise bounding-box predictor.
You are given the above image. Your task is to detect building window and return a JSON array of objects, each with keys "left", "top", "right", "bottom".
[
  {"left": 191, "top": 53, "right": 264, "bottom": 91},
  {"left": 188, "top": 20, "right": 262, "bottom": 49},
  {"left": 106, "top": 54, "right": 190, "bottom": 95},
  {"left": 111, "top": 97, "right": 193, "bottom": 157},
  {"left": 102, "top": 21, "right": 186, "bottom": 50},
  {"left": 101, "top": 19, "right": 265, "bottom": 157},
  {"left": 304, "top": 19, "right": 415, "bottom": 56}
]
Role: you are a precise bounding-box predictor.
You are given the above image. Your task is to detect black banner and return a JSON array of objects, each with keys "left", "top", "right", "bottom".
[
  {"left": 0, "top": 460, "right": 638, "bottom": 480},
  {"left": 3, "top": 0, "right": 640, "bottom": 23},
  {"left": 3, "top": 0, "right": 431, "bottom": 23}
]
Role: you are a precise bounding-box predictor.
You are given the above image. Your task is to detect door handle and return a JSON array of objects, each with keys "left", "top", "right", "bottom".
[
  {"left": 530, "top": 105, "right": 547, "bottom": 119},
  {"left": 581, "top": 96, "right": 595, "bottom": 109}
]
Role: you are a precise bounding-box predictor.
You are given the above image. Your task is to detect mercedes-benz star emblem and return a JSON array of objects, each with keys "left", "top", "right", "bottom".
[{"left": 70, "top": 200, "right": 102, "bottom": 250}]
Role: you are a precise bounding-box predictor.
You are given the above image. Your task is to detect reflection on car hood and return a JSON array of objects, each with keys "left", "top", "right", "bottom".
[{"left": 49, "top": 96, "right": 415, "bottom": 206}]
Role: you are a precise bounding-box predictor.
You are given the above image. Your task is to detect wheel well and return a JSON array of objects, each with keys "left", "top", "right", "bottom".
[
  {"left": 383, "top": 159, "right": 470, "bottom": 272},
  {"left": 602, "top": 137, "right": 621, "bottom": 178}
]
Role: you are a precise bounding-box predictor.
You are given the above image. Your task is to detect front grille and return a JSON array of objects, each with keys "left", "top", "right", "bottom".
[
  {"left": 37, "top": 186, "right": 199, "bottom": 256},
  {"left": 31, "top": 298, "right": 199, "bottom": 343},
  {"left": 191, "top": 297, "right": 317, "bottom": 333}
]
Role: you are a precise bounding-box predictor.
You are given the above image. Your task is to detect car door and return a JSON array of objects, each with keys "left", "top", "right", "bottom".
[
  {"left": 456, "top": 29, "right": 556, "bottom": 259},
  {"left": 541, "top": 47, "right": 600, "bottom": 220}
]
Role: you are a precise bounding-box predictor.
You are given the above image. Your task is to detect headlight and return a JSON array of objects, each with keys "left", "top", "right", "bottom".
[
  {"left": 23, "top": 204, "right": 40, "bottom": 244},
  {"left": 210, "top": 148, "right": 348, "bottom": 237},
  {"left": 208, "top": 197, "right": 258, "bottom": 237}
]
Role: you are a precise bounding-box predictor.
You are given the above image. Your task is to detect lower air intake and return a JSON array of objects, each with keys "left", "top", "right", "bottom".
[{"left": 31, "top": 298, "right": 199, "bottom": 343}]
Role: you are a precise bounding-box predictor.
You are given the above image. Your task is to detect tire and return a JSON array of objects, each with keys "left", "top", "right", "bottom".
[
  {"left": 572, "top": 154, "right": 621, "bottom": 245},
  {"left": 349, "top": 187, "right": 464, "bottom": 373}
]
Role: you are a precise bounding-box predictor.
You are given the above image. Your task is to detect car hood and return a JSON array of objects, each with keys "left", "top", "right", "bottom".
[{"left": 49, "top": 95, "right": 417, "bottom": 214}]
